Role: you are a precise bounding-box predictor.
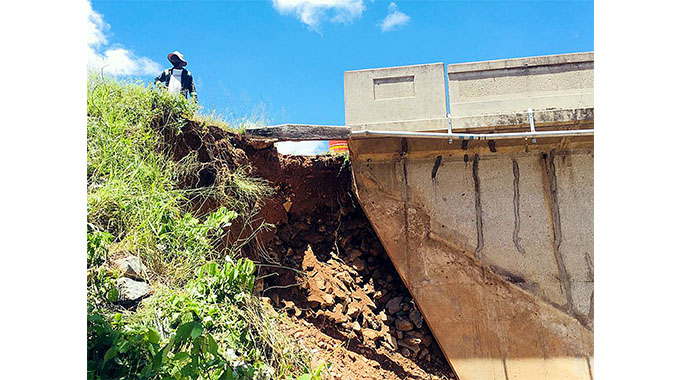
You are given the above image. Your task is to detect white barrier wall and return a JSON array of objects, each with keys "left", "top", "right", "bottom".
[
  {"left": 344, "top": 63, "right": 448, "bottom": 132},
  {"left": 344, "top": 52, "right": 594, "bottom": 132},
  {"left": 447, "top": 52, "right": 594, "bottom": 130}
]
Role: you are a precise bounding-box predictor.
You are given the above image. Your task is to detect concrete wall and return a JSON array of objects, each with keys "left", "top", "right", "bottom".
[
  {"left": 349, "top": 137, "right": 594, "bottom": 380},
  {"left": 344, "top": 63, "right": 448, "bottom": 132},
  {"left": 344, "top": 52, "right": 594, "bottom": 379},
  {"left": 344, "top": 52, "right": 594, "bottom": 132},
  {"left": 448, "top": 52, "right": 594, "bottom": 130}
]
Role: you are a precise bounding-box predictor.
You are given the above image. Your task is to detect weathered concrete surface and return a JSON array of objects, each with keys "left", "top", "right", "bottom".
[
  {"left": 344, "top": 63, "right": 448, "bottom": 132},
  {"left": 343, "top": 53, "right": 594, "bottom": 133},
  {"left": 448, "top": 52, "right": 594, "bottom": 129},
  {"left": 348, "top": 136, "right": 593, "bottom": 380},
  {"left": 343, "top": 52, "right": 594, "bottom": 379}
]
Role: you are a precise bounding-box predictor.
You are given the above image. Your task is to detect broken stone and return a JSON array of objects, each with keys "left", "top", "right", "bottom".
[
  {"left": 404, "top": 337, "right": 422, "bottom": 347},
  {"left": 331, "top": 284, "right": 348, "bottom": 300},
  {"left": 409, "top": 308, "right": 423, "bottom": 329},
  {"left": 336, "top": 271, "right": 352, "bottom": 286},
  {"left": 365, "top": 298, "right": 377, "bottom": 311},
  {"left": 398, "top": 339, "right": 420, "bottom": 353},
  {"left": 384, "top": 334, "right": 398, "bottom": 351},
  {"left": 339, "top": 236, "right": 353, "bottom": 249},
  {"left": 283, "top": 198, "right": 292, "bottom": 212},
  {"left": 351, "top": 258, "right": 365, "bottom": 272},
  {"left": 400, "top": 348, "right": 411, "bottom": 357},
  {"left": 395, "top": 318, "right": 414, "bottom": 331},
  {"left": 386, "top": 296, "right": 403, "bottom": 314},
  {"left": 115, "top": 277, "right": 150, "bottom": 303},
  {"left": 321, "top": 293, "right": 335, "bottom": 308},
  {"left": 303, "top": 231, "right": 324, "bottom": 244},
  {"left": 348, "top": 249, "right": 362, "bottom": 262},
  {"left": 352, "top": 321, "right": 361, "bottom": 331},
  {"left": 373, "top": 289, "right": 387, "bottom": 302},
  {"left": 332, "top": 303, "right": 345, "bottom": 315},
  {"left": 361, "top": 329, "right": 380, "bottom": 341},
  {"left": 114, "top": 256, "right": 146, "bottom": 280},
  {"left": 330, "top": 312, "right": 348, "bottom": 324},
  {"left": 346, "top": 303, "right": 361, "bottom": 318},
  {"left": 367, "top": 315, "right": 382, "bottom": 331}
]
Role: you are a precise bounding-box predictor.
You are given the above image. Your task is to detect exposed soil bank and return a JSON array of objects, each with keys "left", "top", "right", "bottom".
[{"left": 166, "top": 121, "right": 455, "bottom": 379}]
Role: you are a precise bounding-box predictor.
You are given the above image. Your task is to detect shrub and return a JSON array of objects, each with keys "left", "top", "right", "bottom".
[{"left": 88, "top": 261, "right": 309, "bottom": 379}]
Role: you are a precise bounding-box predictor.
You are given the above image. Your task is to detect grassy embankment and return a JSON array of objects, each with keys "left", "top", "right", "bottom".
[{"left": 86, "top": 75, "right": 322, "bottom": 380}]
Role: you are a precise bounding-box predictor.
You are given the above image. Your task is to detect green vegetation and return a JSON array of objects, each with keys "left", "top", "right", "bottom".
[{"left": 87, "top": 75, "right": 316, "bottom": 379}]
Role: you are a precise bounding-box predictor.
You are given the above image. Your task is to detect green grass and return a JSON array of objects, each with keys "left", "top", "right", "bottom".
[
  {"left": 87, "top": 73, "right": 313, "bottom": 379},
  {"left": 87, "top": 73, "right": 200, "bottom": 281}
]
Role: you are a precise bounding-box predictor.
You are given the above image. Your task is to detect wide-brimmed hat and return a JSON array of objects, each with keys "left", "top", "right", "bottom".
[{"left": 167, "top": 51, "right": 187, "bottom": 66}]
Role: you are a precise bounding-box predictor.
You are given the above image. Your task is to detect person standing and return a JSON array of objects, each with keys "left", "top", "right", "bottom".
[{"left": 154, "top": 51, "right": 197, "bottom": 100}]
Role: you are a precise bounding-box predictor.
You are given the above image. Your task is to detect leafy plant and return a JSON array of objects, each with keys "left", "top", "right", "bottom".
[
  {"left": 190, "top": 260, "right": 255, "bottom": 303},
  {"left": 88, "top": 266, "right": 120, "bottom": 307},
  {"left": 87, "top": 223, "right": 114, "bottom": 267}
]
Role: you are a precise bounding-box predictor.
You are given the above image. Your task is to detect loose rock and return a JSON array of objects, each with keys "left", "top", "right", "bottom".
[
  {"left": 114, "top": 256, "right": 146, "bottom": 280},
  {"left": 386, "top": 296, "right": 403, "bottom": 314},
  {"left": 395, "top": 318, "right": 414, "bottom": 331},
  {"left": 347, "top": 303, "right": 361, "bottom": 318},
  {"left": 409, "top": 308, "right": 424, "bottom": 329},
  {"left": 115, "top": 277, "right": 150, "bottom": 303}
]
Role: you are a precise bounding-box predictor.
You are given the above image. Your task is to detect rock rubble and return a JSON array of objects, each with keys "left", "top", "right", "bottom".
[{"left": 258, "top": 192, "right": 445, "bottom": 365}]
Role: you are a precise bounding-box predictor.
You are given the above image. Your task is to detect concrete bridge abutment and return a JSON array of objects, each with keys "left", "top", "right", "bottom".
[{"left": 345, "top": 52, "right": 594, "bottom": 380}]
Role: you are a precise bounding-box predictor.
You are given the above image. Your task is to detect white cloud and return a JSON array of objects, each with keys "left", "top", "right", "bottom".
[
  {"left": 87, "top": 1, "right": 162, "bottom": 76},
  {"left": 276, "top": 141, "right": 329, "bottom": 155},
  {"left": 272, "top": 0, "right": 365, "bottom": 31},
  {"left": 380, "top": 2, "right": 410, "bottom": 32}
]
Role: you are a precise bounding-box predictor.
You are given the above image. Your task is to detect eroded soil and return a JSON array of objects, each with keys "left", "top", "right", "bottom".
[{"left": 167, "top": 122, "right": 455, "bottom": 379}]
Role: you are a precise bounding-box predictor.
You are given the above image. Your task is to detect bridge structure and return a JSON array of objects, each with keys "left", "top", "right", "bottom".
[{"left": 248, "top": 52, "right": 594, "bottom": 380}]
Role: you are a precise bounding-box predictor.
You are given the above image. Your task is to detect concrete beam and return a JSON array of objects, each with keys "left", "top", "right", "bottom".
[{"left": 245, "top": 124, "right": 350, "bottom": 141}]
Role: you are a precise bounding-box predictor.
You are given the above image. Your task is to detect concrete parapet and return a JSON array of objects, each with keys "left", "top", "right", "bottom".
[
  {"left": 448, "top": 52, "right": 594, "bottom": 128},
  {"left": 344, "top": 63, "right": 447, "bottom": 131},
  {"left": 344, "top": 53, "right": 593, "bottom": 133}
]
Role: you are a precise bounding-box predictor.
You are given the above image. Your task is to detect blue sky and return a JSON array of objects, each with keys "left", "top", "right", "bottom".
[{"left": 88, "top": 0, "right": 593, "bottom": 153}]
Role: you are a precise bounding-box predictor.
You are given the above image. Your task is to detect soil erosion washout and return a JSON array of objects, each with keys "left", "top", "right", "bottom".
[{"left": 169, "top": 121, "right": 456, "bottom": 379}]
